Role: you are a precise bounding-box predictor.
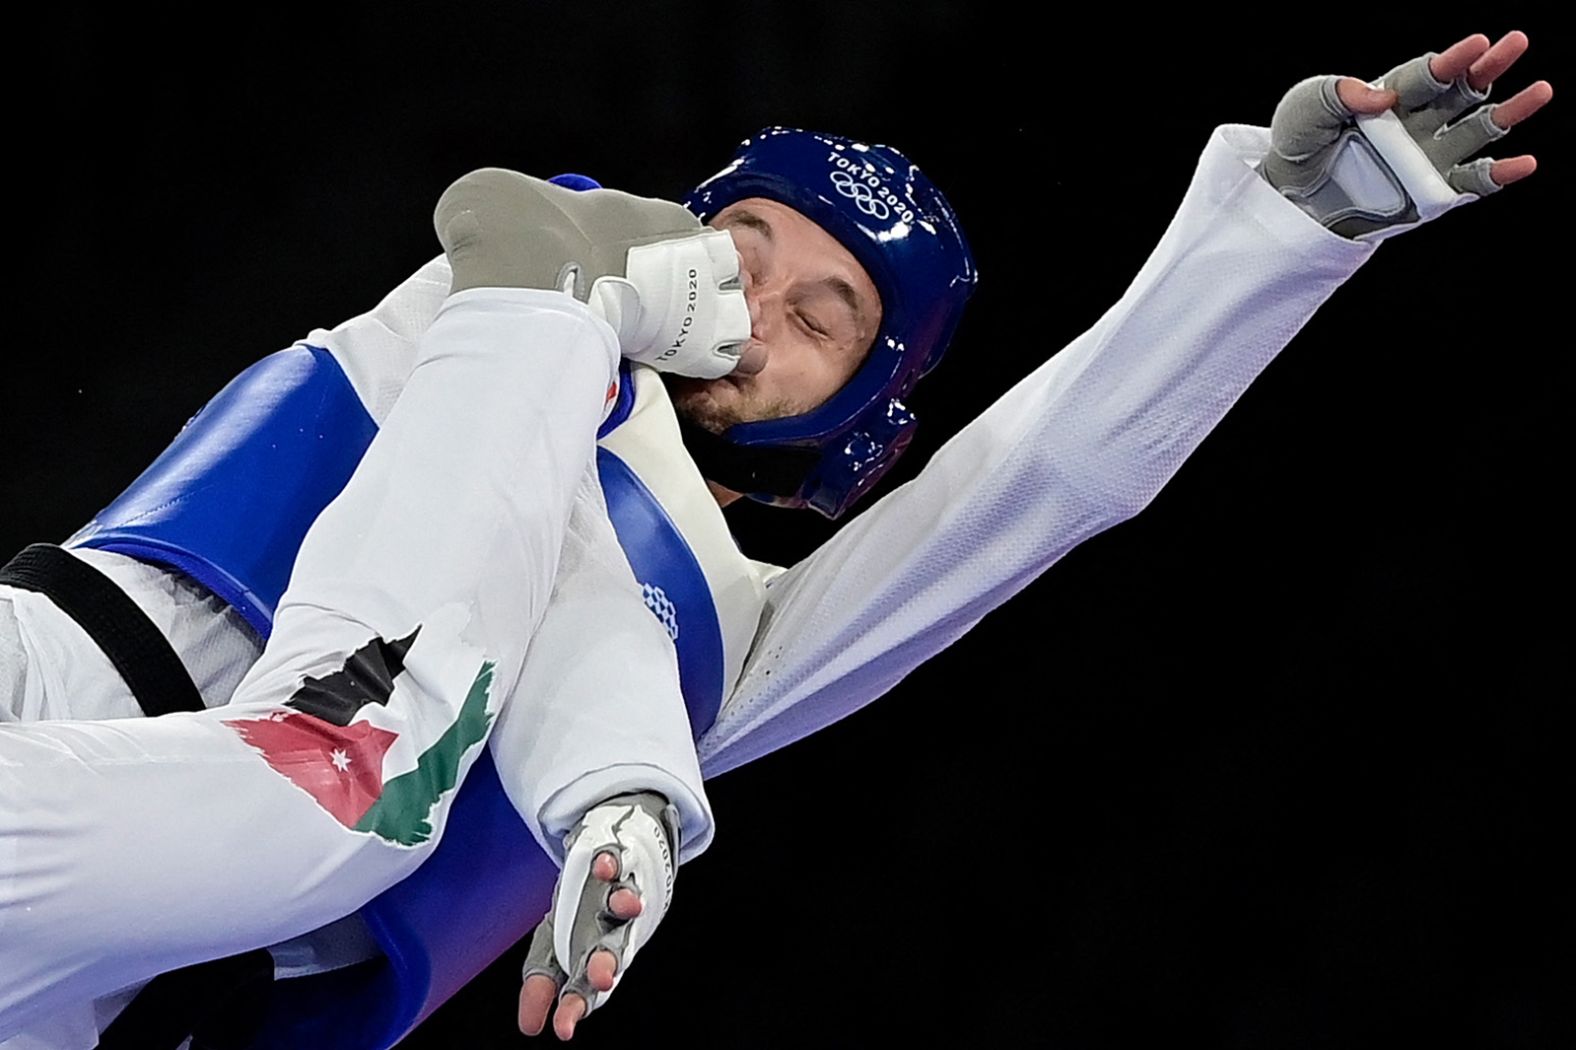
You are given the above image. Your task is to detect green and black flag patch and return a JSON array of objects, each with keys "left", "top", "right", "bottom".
[{"left": 224, "top": 624, "right": 496, "bottom": 846}]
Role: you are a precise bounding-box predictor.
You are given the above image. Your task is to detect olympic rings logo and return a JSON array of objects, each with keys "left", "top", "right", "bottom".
[{"left": 829, "top": 169, "right": 890, "bottom": 219}]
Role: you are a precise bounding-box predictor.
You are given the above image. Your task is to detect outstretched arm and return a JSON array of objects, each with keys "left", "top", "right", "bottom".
[
  {"left": 699, "top": 117, "right": 1375, "bottom": 774},
  {"left": 698, "top": 123, "right": 1379, "bottom": 777}
]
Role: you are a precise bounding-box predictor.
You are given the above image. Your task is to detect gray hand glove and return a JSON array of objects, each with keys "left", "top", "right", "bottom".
[
  {"left": 434, "top": 168, "right": 752, "bottom": 378},
  {"left": 521, "top": 790, "right": 681, "bottom": 1025},
  {"left": 1257, "top": 51, "right": 1508, "bottom": 243}
]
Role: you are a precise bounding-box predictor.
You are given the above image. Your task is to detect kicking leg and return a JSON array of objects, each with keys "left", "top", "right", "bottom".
[{"left": 0, "top": 284, "right": 618, "bottom": 1036}]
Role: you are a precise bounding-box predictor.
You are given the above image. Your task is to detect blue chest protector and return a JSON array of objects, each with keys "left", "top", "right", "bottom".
[{"left": 67, "top": 343, "right": 725, "bottom": 1049}]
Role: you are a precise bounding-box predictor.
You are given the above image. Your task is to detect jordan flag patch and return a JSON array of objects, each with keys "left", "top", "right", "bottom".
[{"left": 225, "top": 616, "right": 497, "bottom": 847}]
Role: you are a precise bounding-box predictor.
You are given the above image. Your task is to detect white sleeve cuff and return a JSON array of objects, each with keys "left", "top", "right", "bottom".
[{"left": 532, "top": 762, "right": 716, "bottom": 868}]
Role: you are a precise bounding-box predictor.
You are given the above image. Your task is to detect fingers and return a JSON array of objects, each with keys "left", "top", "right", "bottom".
[
  {"left": 554, "top": 992, "right": 588, "bottom": 1041},
  {"left": 538, "top": 948, "right": 620, "bottom": 1040},
  {"left": 594, "top": 849, "right": 644, "bottom": 919},
  {"left": 1439, "top": 139, "right": 1539, "bottom": 195},
  {"left": 586, "top": 947, "right": 619, "bottom": 992},
  {"left": 1490, "top": 156, "right": 1537, "bottom": 188},
  {"left": 519, "top": 974, "right": 560, "bottom": 1037},
  {"left": 523, "top": 848, "right": 639, "bottom": 1041},
  {"left": 1464, "top": 30, "right": 1529, "bottom": 94},
  {"left": 1489, "top": 80, "right": 1554, "bottom": 131},
  {"left": 538, "top": 794, "right": 677, "bottom": 1038},
  {"left": 1335, "top": 76, "right": 1396, "bottom": 114},
  {"left": 520, "top": 917, "right": 569, "bottom": 1037},
  {"left": 1429, "top": 32, "right": 1550, "bottom": 185},
  {"left": 1427, "top": 31, "right": 1531, "bottom": 96},
  {"left": 731, "top": 342, "right": 770, "bottom": 376},
  {"left": 1434, "top": 79, "right": 1551, "bottom": 183},
  {"left": 1372, "top": 30, "right": 1551, "bottom": 184},
  {"left": 1427, "top": 34, "right": 1493, "bottom": 86},
  {"left": 608, "top": 886, "right": 643, "bottom": 919},
  {"left": 519, "top": 949, "right": 620, "bottom": 1039}
]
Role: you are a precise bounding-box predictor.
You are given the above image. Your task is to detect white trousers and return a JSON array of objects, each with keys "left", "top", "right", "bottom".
[{"left": 0, "top": 287, "right": 624, "bottom": 1040}]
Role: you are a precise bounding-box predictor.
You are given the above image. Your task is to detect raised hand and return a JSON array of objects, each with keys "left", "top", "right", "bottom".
[
  {"left": 1257, "top": 30, "right": 1553, "bottom": 242},
  {"left": 518, "top": 791, "right": 680, "bottom": 1040}
]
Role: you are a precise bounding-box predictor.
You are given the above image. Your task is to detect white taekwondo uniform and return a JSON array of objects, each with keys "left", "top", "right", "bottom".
[{"left": 0, "top": 120, "right": 1378, "bottom": 1048}]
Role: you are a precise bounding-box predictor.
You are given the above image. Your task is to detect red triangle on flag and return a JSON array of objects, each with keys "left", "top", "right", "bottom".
[{"left": 225, "top": 710, "right": 400, "bottom": 828}]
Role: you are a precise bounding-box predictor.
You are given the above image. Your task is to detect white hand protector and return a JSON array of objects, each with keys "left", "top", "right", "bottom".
[
  {"left": 1256, "top": 51, "right": 1510, "bottom": 244},
  {"left": 588, "top": 230, "right": 752, "bottom": 380},
  {"left": 521, "top": 790, "right": 681, "bottom": 1019}
]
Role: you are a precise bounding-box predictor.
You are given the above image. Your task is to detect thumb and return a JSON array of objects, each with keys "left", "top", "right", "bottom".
[{"left": 1337, "top": 76, "right": 1399, "bottom": 113}]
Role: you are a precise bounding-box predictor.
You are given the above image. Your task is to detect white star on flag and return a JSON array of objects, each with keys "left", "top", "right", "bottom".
[{"left": 330, "top": 747, "right": 352, "bottom": 773}]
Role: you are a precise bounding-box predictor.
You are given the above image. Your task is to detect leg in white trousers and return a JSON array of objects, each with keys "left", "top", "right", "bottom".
[{"left": 0, "top": 287, "right": 619, "bottom": 1038}]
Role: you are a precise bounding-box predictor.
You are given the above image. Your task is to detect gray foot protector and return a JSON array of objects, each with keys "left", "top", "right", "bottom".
[
  {"left": 1256, "top": 51, "right": 1509, "bottom": 243},
  {"left": 432, "top": 168, "right": 750, "bottom": 377},
  {"left": 521, "top": 790, "right": 681, "bottom": 1019}
]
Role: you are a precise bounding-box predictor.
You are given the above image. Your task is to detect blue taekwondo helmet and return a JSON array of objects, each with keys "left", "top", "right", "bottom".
[{"left": 679, "top": 127, "right": 979, "bottom": 519}]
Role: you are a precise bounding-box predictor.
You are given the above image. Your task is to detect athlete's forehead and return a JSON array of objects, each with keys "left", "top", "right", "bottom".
[{"left": 707, "top": 197, "right": 882, "bottom": 338}]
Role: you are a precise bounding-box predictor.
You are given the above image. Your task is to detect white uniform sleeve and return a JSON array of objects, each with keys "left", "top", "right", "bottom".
[
  {"left": 488, "top": 466, "right": 716, "bottom": 867},
  {"left": 694, "top": 122, "right": 1380, "bottom": 777}
]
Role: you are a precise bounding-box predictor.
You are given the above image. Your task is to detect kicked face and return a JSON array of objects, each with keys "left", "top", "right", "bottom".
[{"left": 663, "top": 197, "right": 883, "bottom": 435}]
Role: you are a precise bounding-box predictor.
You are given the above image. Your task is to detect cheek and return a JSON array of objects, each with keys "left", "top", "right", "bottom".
[{"left": 754, "top": 336, "right": 854, "bottom": 415}]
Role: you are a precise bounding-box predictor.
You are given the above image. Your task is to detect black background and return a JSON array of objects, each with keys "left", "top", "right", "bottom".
[{"left": 5, "top": 5, "right": 1568, "bottom": 1048}]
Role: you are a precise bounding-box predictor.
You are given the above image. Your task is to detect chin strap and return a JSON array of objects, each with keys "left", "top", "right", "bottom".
[{"left": 673, "top": 410, "right": 822, "bottom": 501}]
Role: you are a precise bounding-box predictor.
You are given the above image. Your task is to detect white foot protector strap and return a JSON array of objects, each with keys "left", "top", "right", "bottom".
[{"left": 589, "top": 229, "right": 752, "bottom": 379}]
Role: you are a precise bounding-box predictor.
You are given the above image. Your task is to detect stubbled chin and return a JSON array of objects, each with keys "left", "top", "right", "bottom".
[
  {"left": 665, "top": 374, "right": 744, "bottom": 433},
  {"left": 668, "top": 374, "right": 731, "bottom": 407}
]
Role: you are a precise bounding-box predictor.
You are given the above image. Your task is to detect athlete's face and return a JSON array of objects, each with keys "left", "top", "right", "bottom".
[{"left": 663, "top": 197, "right": 883, "bottom": 438}]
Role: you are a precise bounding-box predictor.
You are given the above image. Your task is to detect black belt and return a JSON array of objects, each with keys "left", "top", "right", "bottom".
[
  {"left": 1, "top": 542, "right": 272, "bottom": 1049},
  {"left": 0, "top": 542, "right": 205, "bottom": 716}
]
